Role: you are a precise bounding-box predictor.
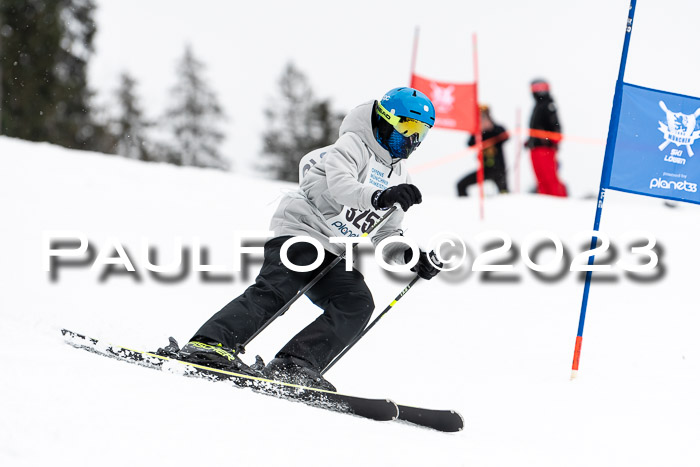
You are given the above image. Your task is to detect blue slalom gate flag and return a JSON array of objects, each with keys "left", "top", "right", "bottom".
[
  {"left": 605, "top": 83, "right": 700, "bottom": 204},
  {"left": 568, "top": 0, "right": 700, "bottom": 379}
]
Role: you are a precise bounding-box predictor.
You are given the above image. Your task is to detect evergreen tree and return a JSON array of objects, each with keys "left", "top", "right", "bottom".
[
  {"left": 164, "top": 45, "right": 228, "bottom": 170},
  {"left": 112, "top": 71, "right": 153, "bottom": 161},
  {"left": 0, "top": 0, "right": 113, "bottom": 151},
  {"left": 260, "top": 62, "right": 344, "bottom": 182}
]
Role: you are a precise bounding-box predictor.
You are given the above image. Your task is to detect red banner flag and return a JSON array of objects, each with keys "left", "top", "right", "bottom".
[{"left": 410, "top": 74, "right": 478, "bottom": 133}]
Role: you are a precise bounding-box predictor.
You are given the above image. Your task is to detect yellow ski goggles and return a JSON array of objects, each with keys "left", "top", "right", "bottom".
[{"left": 377, "top": 102, "right": 432, "bottom": 142}]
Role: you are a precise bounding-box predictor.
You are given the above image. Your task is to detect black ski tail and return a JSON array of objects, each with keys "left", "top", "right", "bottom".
[{"left": 397, "top": 405, "right": 464, "bottom": 432}]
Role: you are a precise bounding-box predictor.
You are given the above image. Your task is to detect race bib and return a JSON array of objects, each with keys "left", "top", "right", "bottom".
[{"left": 326, "top": 156, "right": 406, "bottom": 239}]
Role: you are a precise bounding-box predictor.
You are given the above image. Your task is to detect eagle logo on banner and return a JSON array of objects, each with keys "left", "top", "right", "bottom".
[
  {"left": 410, "top": 74, "right": 478, "bottom": 132},
  {"left": 658, "top": 100, "right": 700, "bottom": 156},
  {"left": 428, "top": 82, "right": 456, "bottom": 114}
]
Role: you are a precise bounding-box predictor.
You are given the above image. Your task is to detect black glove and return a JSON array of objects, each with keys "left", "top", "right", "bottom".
[
  {"left": 372, "top": 184, "right": 422, "bottom": 212},
  {"left": 404, "top": 249, "right": 442, "bottom": 280}
]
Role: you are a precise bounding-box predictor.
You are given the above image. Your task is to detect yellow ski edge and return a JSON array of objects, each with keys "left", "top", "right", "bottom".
[{"left": 63, "top": 330, "right": 390, "bottom": 402}]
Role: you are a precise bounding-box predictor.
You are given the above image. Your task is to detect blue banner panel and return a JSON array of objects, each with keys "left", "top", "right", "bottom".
[{"left": 608, "top": 83, "right": 700, "bottom": 204}]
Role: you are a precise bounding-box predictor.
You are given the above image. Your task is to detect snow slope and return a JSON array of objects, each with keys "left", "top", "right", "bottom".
[{"left": 2, "top": 136, "right": 700, "bottom": 466}]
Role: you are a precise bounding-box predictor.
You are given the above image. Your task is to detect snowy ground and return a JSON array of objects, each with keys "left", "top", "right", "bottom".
[{"left": 2, "top": 136, "right": 700, "bottom": 466}]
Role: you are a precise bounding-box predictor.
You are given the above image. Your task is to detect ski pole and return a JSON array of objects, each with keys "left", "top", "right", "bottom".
[
  {"left": 238, "top": 205, "right": 398, "bottom": 353},
  {"left": 321, "top": 274, "right": 421, "bottom": 375}
]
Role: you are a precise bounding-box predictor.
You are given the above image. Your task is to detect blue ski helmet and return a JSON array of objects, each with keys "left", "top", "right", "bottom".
[{"left": 373, "top": 87, "right": 436, "bottom": 159}]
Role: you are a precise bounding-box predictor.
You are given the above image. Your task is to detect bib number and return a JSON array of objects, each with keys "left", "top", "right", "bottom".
[
  {"left": 326, "top": 155, "right": 405, "bottom": 239},
  {"left": 345, "top": 208, "right": 381, "bottom": 234}
]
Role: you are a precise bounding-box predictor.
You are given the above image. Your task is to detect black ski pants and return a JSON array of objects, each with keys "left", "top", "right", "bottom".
[
  {"left": 457, "top": 166, "right": 509, "bottom": 196},
  {"left": 192, "top": 236, "right": 375, "bottom": 371}
]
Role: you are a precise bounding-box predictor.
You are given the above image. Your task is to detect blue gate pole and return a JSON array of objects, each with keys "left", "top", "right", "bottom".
[{"left": 571, "top": 0, "right": 637, "bottom": 379}]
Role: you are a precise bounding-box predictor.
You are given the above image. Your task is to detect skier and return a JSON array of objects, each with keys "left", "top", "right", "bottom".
[
  {"left": 176, "top": 87, "right": 442, "bottom": 391},
  {"left": 526, "top": 79, "right": 567, "bottom": 197},
  {"left": 456, "top": 105, "right": 509, "bottom": 196}
]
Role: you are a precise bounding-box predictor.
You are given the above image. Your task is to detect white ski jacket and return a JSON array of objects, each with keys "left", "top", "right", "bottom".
[{"left": 269, "top": 100, "right": 411, "bottom": 265}]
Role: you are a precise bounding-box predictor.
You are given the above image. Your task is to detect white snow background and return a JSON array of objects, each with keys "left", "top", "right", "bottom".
[{"left": 2, "top": 0, "right": 700, "bottom": 466}]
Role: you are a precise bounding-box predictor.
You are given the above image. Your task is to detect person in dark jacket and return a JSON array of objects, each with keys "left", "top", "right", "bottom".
[
  {"left": 457, "top": 105, "right": 509, "bottom": 196},
  {"left": 526, "top": 79, "right": 567, "bottom": 197}
]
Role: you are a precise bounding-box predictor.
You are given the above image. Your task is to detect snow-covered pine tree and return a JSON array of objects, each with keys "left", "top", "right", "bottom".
[
  {"left": 260, "top": 62, "right": 343, "bottom": 182},
  {"left": 112, "top": 72, "right": 154, "bottom": 162},
  {"left": 164, "top": 45, "right": 228, "bottom": 170}
]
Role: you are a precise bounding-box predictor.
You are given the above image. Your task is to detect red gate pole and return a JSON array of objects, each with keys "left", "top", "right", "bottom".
[{"left": 472, "top": 33, "right": 484, "bottom": 220}]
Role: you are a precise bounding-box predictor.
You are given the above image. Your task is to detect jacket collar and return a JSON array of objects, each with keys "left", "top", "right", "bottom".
[{"left": 339, "top": 100, "right": 396, "bottom": 169}]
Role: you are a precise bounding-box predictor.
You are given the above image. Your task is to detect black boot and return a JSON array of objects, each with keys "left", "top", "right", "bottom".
[
  {"left": 263, "top": 356, "right": 336, "bottom": 392},
  {"left": 155, "top": 337, "right": 181, "bottom": 358},
  {"left": 178, "top": 339, "right": 262, "bottom": 377}
]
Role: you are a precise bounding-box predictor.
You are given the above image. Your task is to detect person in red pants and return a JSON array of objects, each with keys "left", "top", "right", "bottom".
[{"left": 527, "top": 79, "right": 567, "bottom": 197}]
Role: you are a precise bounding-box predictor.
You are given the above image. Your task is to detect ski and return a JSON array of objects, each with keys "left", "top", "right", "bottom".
[
  {"left": 396, "top": 405, "right": 464, "bottom": 433},
  {"left": 61, "top": 329, "right": 397, "bottom": 423},
  {"left": 61, "top": 329, "right": 463, "bottom": 432}
]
